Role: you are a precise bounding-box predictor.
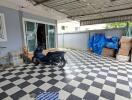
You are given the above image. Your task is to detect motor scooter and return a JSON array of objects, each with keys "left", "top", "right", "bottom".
[{"left": 32, "top": 47, "right": 66, "bottom": 67}]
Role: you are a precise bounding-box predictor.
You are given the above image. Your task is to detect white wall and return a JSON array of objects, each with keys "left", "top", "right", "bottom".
[
  {"left": 58, "top": 21, "right": 80, "bottom": 33},
  {"left": 58, "top": 21, "right": 107, "bottom": 33}
]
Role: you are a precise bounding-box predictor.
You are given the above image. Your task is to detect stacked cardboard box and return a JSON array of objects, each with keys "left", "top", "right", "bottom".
[
  {"left": 0, "top": 55, "right": 9, "bottom": 65},
  {"left": 117, "top": 36, "right": 132, "bottom": 62},
  {"left": 9, "top": 51, "right": 23, "bottom": 66},
  {"left": 118, "top": 36, "right": 132, "bottom": 56},
  {"left": 131, "top": 50, "right": 132, "bottom": 62},
  {"left": 87, "top": 48, "right": 92, "bottom": 52},
  {"left": 116, "top": 55, "right": 130, "bottom": 62},
  {"left": 102, "top": 48, "right": 115, "bottom": 57}
]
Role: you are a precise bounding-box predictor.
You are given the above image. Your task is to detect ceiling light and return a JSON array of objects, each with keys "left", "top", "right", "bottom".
[
  {"left": 110, "top": 0, "right": 116, "bottom": 2},
  {"left": 77, "top": 0, "right": 87, "bottom": 2}
]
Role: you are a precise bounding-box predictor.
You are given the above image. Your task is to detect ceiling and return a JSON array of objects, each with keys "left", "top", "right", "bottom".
[{"left": 31, "top": 0, "right": 132, "bottom": 24}]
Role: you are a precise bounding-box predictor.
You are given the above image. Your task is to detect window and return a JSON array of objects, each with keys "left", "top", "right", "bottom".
[
  {"left": 75, "top": 27, "right": 80, "bottom": 31},
  {"left": 61, "top": 26, "right": 65, "bottom": 30},
  {"left": 0, "top": 13, "right": 7, "bottom": 42}
]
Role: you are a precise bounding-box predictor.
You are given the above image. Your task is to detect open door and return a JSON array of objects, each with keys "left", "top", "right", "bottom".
[
  {"left": 25, "top": 21, "right": 38, "bottom": 52},
  {"left": 37, "top": 23, "right": 46, "bottom": 49}
]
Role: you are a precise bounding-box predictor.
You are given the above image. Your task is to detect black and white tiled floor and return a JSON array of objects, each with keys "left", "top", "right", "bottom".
[{"left": 0, "top": 49, "right": 132, "bottom": 100}]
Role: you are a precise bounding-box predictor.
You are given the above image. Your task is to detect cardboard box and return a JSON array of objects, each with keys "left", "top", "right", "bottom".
[
  {"left": 120, "top": 44, "right": 132, "bottom": 50},
  {"left": 120, "top": 36, "right": 132, "bottom": 44},
  {"left": 118, "top": 36, "right": 132, "bottom": 57},
  {"left": 102, "top": 48, "right": 115, "bottom": 57},
  {"left": 87, "top": 48, "right": 92, "bottom": 52},
  {"left": 118, "top": 48, "right": 130, "bottom": 56},
  {"left": 131, "top": 50, "right": 132, "bottom": 62},
  {"left": 116, "top": 55, "right": 130, "bottom": 62},
  {"left": 27, "top": 52, "right": 33, "bottom": 61}
]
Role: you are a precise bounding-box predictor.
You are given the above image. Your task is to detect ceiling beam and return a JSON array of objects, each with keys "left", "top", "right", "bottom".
[
  {"left": 68, "top": 7, "right": 132, "bottom": 18},
  {"left": 34, "top": 0, "right": 51, "bottom": 6},
  {"left": 48, "top": 0, "right": 78, "bottom": 8},
  {"left": 64, "top": 1, "right": 132, "bottom": 12},
  {"left": 33, "top": 0, "right": 70, "bottom": 16},
  {"left": 80, "top": 14, "right": 132, "bottom": 25}
]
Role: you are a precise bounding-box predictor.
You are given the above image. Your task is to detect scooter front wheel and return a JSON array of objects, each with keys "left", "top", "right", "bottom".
[
  {"left": 56, "top": 57, "right": 66, "bottom": 67},
  {"left": 32, "top": 57, "right": 39, "bottom": 66}
]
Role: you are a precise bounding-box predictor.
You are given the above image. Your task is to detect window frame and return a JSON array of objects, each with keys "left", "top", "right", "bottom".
[{"left": 0, "top": 13, "right": 7, "bottom": 42}]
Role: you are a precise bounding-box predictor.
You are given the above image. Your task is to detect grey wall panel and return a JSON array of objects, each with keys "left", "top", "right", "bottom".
[
  {"left": 58, "top": 32, "right": 89, "bottom": 50},
  {"left": 89, "top": 28, "right": 124, "bottom": 38},
  {"left": 64, "top": 33, "right": 89, "bottom": 50},
  {"left": 0, "top": 6, "right": 22, "bottom": 56},
  {"left": 58, "top": 34, "right": 63, "bottom": 48}
]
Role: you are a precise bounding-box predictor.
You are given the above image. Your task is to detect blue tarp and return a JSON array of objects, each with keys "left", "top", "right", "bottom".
[
  {"left": 88, "top": 34, "right": 119, "bottom": 55},
  {"left": 105, "top": 37, "right": 119, "bottom": 49}
]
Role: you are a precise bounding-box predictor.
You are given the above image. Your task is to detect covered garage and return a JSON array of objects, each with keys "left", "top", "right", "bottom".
[{"left": 0, "top": 0, "right": 132, "bottom": 100}]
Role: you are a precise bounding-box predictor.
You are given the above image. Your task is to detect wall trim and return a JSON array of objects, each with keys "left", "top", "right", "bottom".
[{"left": 23, "top": 18, "right": 56, "bottom": 26}]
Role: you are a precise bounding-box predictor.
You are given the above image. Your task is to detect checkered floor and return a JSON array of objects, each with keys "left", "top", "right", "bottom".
[{"left": 0, "top": 50, "right": 132, "bottom": 100}]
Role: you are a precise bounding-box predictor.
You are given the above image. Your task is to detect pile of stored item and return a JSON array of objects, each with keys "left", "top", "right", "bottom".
[
  {"left": 102, "top": 48, "right": 116, "bottom": 57},
  {"left": 116, "top": 36, "right": 132, "bottom": 62},
  {"left": 9, "top": 51, "right": 23, "bottom": 66},
  {"left": 88, "top": 34, "right": 119, "bottom": 57},
  {"left": 22, "top": 47, "right": 65, "bottom": 63},
  {"left": 88, "top": 34, "right": 132, "bottom": 62}
]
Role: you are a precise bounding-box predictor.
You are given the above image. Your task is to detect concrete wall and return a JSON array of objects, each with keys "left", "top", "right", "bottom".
[
  {"left": 89, "top": 28, "right": 124, "bottom": 38},
  {"left": 0, "top": 6, "right": 22, "bottom": 56},
  {"left": 0, "top": 6, "right": 57, "bottom": 56},
  {"left": 58, "top": 28, "right": 125, "bottom": 50}
]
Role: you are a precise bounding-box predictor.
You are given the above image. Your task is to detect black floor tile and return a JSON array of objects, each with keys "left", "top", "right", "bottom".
[
  {"left": 116, "top": 88, "right": 131, "bottom": 98},
  {"left": 47, "top": 86, "right": 60, "bottom": 92},
  {"left": 18, "top": 81, "right": 30, "bottom": 89},
  {"left": 78, "top": 83, "right": 90, "bottom": 91},
  {"left": 92, "top": 82, "right": 103, "bottom": 89},
  {"left": 1, "top": 83, "right": 15, "bottom": 91},
  {"left": 11, "top": 90, "right": 27, "bottom": 100},
  {"left": 83, "top": 92, "right": 99, "bottom": 100},
  {"left": 9, "top": 77, "right": 20, "bottom": 82},
  {"left": 0, "top": 92, "right": 8, "bottom": 99},
  {"left": 48, "top": 79, "right": 58, "bottom": 85},
  {"left": 36, "top": 74, "right": 45, "bottom": 79},
  {"left": 63, "top": 85, "right": 76, "bottom": 93},
  {"left": 105, "top": 80, "right": 116, "bottom": 87},
  {"left": 33, "top": 80, "right": 45, "bottom": 87},
  {"left": 74, "top": 77, "right": 83, "bottom": 82},
  {"left": 67, "top": 94, "right": 82, "bottom": 100},
  {"left": 23, "top": 75, "right": 33, "bottom": 80},
  {"left": 100, "top": 90, "right": 115, "bottom": 100}
]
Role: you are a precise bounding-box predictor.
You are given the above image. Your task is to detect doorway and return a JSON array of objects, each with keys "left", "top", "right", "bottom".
[{"left": 37, "top": 23, "right": 46, "bottom": 49}]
